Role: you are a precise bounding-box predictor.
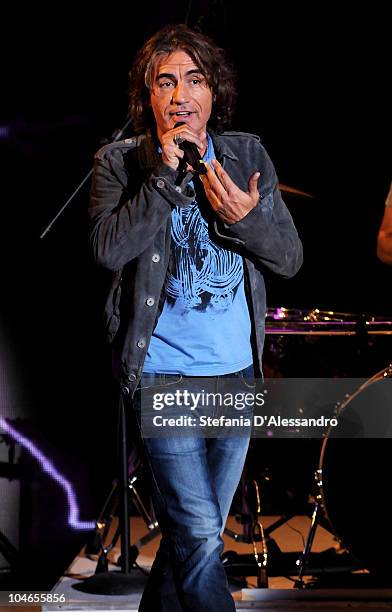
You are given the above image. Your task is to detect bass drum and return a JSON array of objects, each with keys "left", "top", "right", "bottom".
[{"left": 318, "top": 367, "right": 392, "bottom": 573}]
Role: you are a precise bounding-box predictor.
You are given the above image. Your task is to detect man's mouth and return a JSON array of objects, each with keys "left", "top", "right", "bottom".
[{"left": 170, "top": 111, "right": 194, "bottom": 119}]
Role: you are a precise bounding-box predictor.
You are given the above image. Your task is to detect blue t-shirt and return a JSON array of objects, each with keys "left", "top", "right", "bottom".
[{"left": 143, "top": 134, "right": 253, "bottom": 375}]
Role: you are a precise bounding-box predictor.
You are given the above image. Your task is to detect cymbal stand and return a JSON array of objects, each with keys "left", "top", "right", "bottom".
[
  {"left": 223, "top": 470, "right": 269, "bottom": 587},
  {"left": 294, "top": 482, "right": 323, "bottom": 588},
  {"left": 86, "top": 453, "right": 160, "bottom": 573}
]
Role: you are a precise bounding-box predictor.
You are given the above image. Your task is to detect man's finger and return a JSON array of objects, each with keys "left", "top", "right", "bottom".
[
  {"left": 248, "top": 172, "right": 260, "bottom": 198},
  {"left": 211, "top": 159, "right": 235, "bottom": 192},
  {"left": 204, "top": 163, "right": 228, "bottom": 200}
]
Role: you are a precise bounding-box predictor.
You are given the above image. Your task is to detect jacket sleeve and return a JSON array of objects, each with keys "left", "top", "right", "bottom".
[
  {"left": 214, "top": 139, "right": 303, "bottom": 278},
  {"left": 88, "top": 143, "right": 195, "bottom": 271}
]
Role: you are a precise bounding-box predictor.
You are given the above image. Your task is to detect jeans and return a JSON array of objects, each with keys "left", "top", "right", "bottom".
[{"left": 130, "top": 366, "right": 255, "bottom": 612}]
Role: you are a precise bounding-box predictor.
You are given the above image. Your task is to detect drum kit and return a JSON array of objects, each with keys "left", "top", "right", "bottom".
[
  {"left": 262, "top": 185, "right": 392, "bottom": 587},
  {"left": 241, "top": 306, "right": 392, "bottom": 585}
]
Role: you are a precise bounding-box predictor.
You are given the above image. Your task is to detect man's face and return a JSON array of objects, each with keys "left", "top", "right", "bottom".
[{"left": 149, "top": 50, "right": 213, "bottom": 140}]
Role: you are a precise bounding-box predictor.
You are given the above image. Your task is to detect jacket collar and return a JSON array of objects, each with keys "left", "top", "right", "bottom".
[
  {"left": 209, "top": 132, "right": 239, "bottom": 162},
  {"left": 136, "top": 129, "right": 239, "bottom": 170}
]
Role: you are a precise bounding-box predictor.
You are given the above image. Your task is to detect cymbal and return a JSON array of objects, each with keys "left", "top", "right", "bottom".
[{"left": 279, "top": 183, "right": 315, "bottom": 199}]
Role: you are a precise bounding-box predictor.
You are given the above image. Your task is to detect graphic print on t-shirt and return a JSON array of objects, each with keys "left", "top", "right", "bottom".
[{"left": 165, "top": 200, "right": 243, "bottom": 313}]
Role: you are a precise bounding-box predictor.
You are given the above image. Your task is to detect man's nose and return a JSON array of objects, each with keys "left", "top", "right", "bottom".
[{"left": 172, "top": 81, "right": 189, "bottom": 104}]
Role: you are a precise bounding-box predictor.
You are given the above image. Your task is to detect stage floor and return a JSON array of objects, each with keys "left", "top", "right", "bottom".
[{"left": 34, "top": 515, "right": 392, "bottom": 611}]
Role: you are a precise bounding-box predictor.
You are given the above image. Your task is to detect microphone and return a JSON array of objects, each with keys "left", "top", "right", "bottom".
[{"left": 174, "top": 122, "right": 207, "bottom": 175}]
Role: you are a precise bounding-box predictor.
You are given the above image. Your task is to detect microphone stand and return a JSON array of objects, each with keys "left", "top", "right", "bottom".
[
  {"left": 39, "top": 115, "right": 133, "bottom": 240},
  {"left": 40, "top": 114, "right": 140, "bottom": 594},
  {"left": 74, "top": 391, "right": 139, "bottom": 595}
]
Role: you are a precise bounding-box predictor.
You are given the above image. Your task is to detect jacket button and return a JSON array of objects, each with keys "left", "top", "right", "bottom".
[
  {"left": 126, "top": 373, "right": 137, "bottom": 382},
  {"left": 137, "top": 339, "right": 146, "bottom": 348},
  {"left": 152, "top": 253, "right": 160, "bottom": 263},
  {"left": 156, "top": 179, "right": 165, "bottom": 189},
  {"left": 146, "top": 297, "right": 155, "bottom": 306},
  {"left": 174, "top": 186, "right": 182, "bottom": 193}
]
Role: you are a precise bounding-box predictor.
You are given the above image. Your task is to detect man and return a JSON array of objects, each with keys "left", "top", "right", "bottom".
[
  {"left": 89, "top": 24, "right": 303, "bottom": 612},
  {"left": 377, "top": 182, "right": 392, "bottom": 264}
]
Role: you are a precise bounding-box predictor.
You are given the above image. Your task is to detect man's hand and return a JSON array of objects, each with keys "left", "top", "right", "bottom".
[
  {"left": 200, "top": 159, "right": 260, "bottom": 224},
  {"left": 160, "top": 125, "right": 204, "bottom": 171}
]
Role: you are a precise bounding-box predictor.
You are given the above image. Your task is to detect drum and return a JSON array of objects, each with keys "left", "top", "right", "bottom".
[
  {"left": 318, "top": 366, "right": 392, "bottom": 572},
  {"left": 264, "top": 307, "right": 392, "bottom": 377}
]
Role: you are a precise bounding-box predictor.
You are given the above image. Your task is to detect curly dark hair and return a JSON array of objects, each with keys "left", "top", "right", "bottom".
[{"left": 128, "top": 24, "right": 237, "bottom": 133}]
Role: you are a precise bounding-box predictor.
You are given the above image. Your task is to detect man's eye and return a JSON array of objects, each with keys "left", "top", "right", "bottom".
[
  {"left": 190, "top": 78, "right": 202, "bottom": 85},
  {"left": 159, "top": 81, "right": 174, "bottom": 88}
]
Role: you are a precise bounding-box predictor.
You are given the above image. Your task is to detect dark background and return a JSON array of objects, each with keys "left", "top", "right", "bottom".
[{"left": 0, "top": 1, "right": 390, "bottom": 588}]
